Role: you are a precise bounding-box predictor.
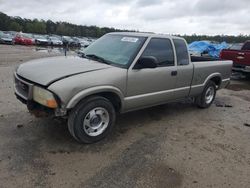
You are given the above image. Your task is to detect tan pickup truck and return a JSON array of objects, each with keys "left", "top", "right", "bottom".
[{"left": 14, "top": 32, "right": 232, "bottom": 143}]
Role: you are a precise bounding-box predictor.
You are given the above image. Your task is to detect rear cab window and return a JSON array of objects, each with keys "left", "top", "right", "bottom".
[
  {"left": 141, "top": 38, "right": 175, "bottom": 67},
  {"left": 241, "top": 42, "right": 250, "bottom": 50},
  {"left": 173, "top": 39, "right": 189, "bottom": 66}
]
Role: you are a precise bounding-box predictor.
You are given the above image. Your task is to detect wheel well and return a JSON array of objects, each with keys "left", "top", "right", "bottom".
[
  {"left": 98, "top": 92, "right": 121, "bottom": 112},
  {"left": 88, "top": 92, "right": 122, "bottom": 113},
  {"left": 210, "top": 76, "right": 221, "bottom": 88}
]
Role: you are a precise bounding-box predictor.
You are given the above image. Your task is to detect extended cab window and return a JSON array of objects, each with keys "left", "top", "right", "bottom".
[
  {"left": 141, "top": 38, "right": 174, "bottom": 66},
  {"left": 241, "top": 42, "right": 250, "bottom": 50},
  {"left": 173, "top": 39, "right": 189, "bottom": 65}
]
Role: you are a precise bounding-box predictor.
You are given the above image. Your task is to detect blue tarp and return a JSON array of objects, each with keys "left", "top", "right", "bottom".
[{"left": 188, "top": 41, "right": 229, "bottom": 58}]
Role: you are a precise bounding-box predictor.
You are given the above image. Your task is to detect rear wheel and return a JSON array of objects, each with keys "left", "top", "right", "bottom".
[
  {"left": 195, "top": 81, "right": 216, "bottom": 108},
  {"left": 68, "top": 96, "right": 116, "bottom": 143},
  {"left": 244, "top": 74, "right": 250, "bottom": 80}
]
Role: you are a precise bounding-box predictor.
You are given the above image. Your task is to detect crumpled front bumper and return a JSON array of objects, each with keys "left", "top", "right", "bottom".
[{"left": 14, "top": 72, "right": 67, "bottom": 117}]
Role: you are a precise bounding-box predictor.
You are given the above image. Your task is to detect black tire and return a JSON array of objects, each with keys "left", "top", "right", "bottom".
[
  {"left": 195, "top": 81, "right": 216, "bottom": 108},
  {"left": 68, "top": 96, "right": 116, "bottom": 144},
  {"left": 245, "top": 74, "right": 250, "bottom": 80}
]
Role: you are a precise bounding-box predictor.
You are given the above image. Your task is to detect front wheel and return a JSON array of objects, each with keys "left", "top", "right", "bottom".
[
  {"left": 68, "top": 96, "right": 116, "bottom": 143},
  {"left": 244, "top": 74, "right": 250, "bottom": 80},
  {"left": 195, "top": 81, "right": 216, "bottom": 108}
]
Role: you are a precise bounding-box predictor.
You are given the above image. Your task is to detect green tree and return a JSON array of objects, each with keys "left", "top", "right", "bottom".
[
  {"left": 9, "top": 21, "right": 22, "bottom": 31},
  {"left": 25, "top": 22, "right": 34, "bottom": 33},
  {"left": 32, "top": 19, "right": 46, "bottom": 33},
  {"left": 0, "top": 12, "right": 10, "bottom": 30},
  {"left": 1, "top": 11, "right": 250, "bottom": 42},
  {"left": 46, "top": 20, "right": 56, "bottom": 34}
]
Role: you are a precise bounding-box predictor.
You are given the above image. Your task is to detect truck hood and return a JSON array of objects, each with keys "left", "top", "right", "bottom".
[{"left": 17, "top": 56, "right": 112, "bottom": 86}]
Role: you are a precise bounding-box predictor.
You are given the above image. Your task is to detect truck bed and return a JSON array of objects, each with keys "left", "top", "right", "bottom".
[
  {"left": 191, "top": 55, "right": 220, "bottom": 62},
  {"left": 189, "top": 59, "right": 232, "bottom": 96}
]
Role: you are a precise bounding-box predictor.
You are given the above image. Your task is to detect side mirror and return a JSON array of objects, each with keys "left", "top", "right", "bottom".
[{"left": 134, "top": 56, "right": 158, "bottom": 69}]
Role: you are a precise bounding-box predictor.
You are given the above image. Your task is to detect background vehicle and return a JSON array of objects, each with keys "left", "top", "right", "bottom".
[
  {"left": 14, "top": 33, "right": 35, "bottom": 45},
  {"left": 78, "top": 38, "right": 91, "bottom": 48},
  {"left": 220, "top": 41, "right": 250, "bottom": 76},
  {"left": 71, "top": 37, "right": 81, "bottom": 47},
  {"left": 0, "top": 31, "right": 14, "bottom": 44},
  {"left": 47, "top": 36, "right": 63, "bottom": 46},
  {"left": 34, "top": 34, "right": 49, "bottom": 45},
  {"left": 14, "top": 32, "right": 232, "bottom": 143},
  {"left": 62, "top": 36, "right": 76, "bottom": 47}
]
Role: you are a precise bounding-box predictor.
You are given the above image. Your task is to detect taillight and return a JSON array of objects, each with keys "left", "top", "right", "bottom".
[{"left": 219, "top": 51, "right": 223, "bottom": 59}]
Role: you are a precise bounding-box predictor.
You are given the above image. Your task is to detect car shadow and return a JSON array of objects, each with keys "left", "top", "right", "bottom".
[
  {"left": 36, "top": 99, "right": 196, "bottom": 152},
  {"left": 228, "top": 72, "right": 250, "bottom": 91}
]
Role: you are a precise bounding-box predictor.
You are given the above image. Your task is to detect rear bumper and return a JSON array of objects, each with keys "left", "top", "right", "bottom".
[
  {"left": 220, "top": 78, "right": 231, "bottom": 89},
  {"left": 232, "top": 64, "right": 250, "bottom": 74}
]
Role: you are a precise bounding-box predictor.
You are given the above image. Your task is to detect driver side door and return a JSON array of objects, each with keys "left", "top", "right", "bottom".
[{"left": 124, "top": 37, "right": 177, "bottom": 111}]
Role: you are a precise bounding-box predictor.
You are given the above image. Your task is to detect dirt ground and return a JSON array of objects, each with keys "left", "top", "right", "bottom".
[{"left": 0, "top": 44, "right": 250, "bottom": 188}]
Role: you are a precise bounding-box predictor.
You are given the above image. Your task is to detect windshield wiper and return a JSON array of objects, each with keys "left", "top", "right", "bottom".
[{"left": 85, "top": 54, "right": 112, "bottom": 65}]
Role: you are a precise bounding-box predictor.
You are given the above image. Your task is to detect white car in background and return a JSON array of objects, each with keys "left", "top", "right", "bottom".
[
  {"left": 34, "top": 35, "right": 50, "bottom": 45},
  {"left": 48, "top": 36, "right": 63, "bottom": 46}
]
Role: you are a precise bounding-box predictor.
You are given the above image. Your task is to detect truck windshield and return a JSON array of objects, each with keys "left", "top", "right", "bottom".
[{"left": 83, "top": 34, "right": 146, "bottom": 68}]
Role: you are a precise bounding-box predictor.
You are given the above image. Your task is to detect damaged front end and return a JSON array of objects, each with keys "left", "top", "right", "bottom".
[{"left": 14, "top": 72, "right": 67, "bottom": 118}]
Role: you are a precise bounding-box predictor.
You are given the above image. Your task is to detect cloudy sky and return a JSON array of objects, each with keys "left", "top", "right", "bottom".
[{"left": 0, "top": 0, "right": 249, "bottom": 35}]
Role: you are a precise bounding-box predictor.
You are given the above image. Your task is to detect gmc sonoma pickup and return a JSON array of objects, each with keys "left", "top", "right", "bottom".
[
  {"left": 220, "top": 41, "right": 250, "bottom": 77},
  {"left": 14, "top": 32, "right": 232, "bottom": 143}
]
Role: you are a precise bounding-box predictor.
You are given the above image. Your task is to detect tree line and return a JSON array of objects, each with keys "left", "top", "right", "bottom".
[
  {"left": 0, "top": 12, "right": 131, "bottom": 38},
  {"left": 180, "top": 34, "right": 250, "bottom": 44},
  {"left": 1, "top": 12, "right": 250, "bottom": 43}
]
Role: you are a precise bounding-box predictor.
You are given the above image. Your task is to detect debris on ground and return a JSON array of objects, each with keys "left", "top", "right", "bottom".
[
  {"left": 215, "top": 103, "right": 233, "bottom": 108},
  {"left": 215, "top": 104, "right": 224, "bottom": 107},
  {"left": 243, "top": 123, "right": 250, "bottom": 127},
  {"left": 16, "top": 124, "right": 24, "bottom": 128}
]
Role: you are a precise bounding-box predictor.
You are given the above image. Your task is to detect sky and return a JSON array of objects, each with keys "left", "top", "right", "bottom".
[{"left": 0, "top": 0, "right": 249, "bottom": 35}]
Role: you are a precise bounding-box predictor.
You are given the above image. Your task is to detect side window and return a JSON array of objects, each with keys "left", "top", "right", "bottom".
[
  {"left": 173, "top": 39, "right": 189, "bottom": 65},
  {"left": 242, "top": 42, "right": 250, "bottom": 50},
  {"left": 141, "top": 38, "right": 174, "bottom": 66}
]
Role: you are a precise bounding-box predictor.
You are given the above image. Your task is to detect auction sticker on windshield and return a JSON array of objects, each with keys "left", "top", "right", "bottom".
[{"left": 121, "top": 37, "right": 138, "bottom": 43}]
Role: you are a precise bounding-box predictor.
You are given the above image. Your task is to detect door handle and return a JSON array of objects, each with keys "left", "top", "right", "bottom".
[
  {"left": 238, "top": 52, "right": 245, "bottom": 55},
  {"left": 237, "top": 56, "right": 244, "bottom": 60},
  {"left": 171, "top": 71, "right": 177, "bottom": 76}
]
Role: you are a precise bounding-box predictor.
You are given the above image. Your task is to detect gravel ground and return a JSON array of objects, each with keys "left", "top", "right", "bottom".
[{"left": 0, "top": 44, "right": 250, "bottom": 188}]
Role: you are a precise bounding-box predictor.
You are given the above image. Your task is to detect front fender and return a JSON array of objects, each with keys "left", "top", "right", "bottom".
[{"left": 66, "top": 85, "right": 125, "bottom": 109}]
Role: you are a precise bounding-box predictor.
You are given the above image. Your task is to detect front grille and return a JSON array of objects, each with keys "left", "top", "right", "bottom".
[{"left": 14, "top": 73, "right": 33, "bottom": 100}]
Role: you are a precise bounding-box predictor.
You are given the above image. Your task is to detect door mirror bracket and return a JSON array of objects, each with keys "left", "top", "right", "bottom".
[{"left": 133, "top": 56, "right": 158, "bottom": 69}]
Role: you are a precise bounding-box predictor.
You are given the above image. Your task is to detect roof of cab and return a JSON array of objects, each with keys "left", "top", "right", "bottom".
[{"left": 108, "top": 32, "right": 184, "bottom": 40}]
